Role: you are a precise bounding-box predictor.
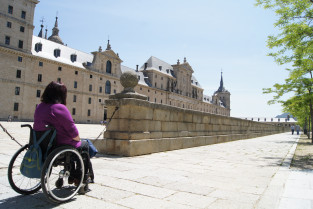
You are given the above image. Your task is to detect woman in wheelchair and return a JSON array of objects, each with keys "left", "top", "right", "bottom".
[
  {"left": 8, "top": 82, "right": 95, "bottom": 203},
  {"left": 8, "top": 81, "right": 96, "bottom": 203},
  {"left": 34, "top": 81, "right": 94, "bottom": 180}
]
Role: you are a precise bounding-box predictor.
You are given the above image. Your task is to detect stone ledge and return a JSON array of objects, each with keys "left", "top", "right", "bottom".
[{"left": 92, "top": 132, "right": 285, "bottom": 157}]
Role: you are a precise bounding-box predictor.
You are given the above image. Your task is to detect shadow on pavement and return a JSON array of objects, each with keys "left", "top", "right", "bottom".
[{"left": 0, "top": 192, "right": 75, "bottom": 209}]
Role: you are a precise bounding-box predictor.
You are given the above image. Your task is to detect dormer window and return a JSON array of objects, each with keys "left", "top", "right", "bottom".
[
  {"left": 35, "top": 43, "right": 42, "bottom": 52},
  {"left": 70, "top": 54, "right": 77, "bottom": 62},
  {"left": 166, "top": 69, "right": 169, "bottom": 73},
  {"left": 159, "top": 66, "right": 162, "bottom": 71},
  {"left": 54, "top": 49, "right": 61, "bottom": 58}
]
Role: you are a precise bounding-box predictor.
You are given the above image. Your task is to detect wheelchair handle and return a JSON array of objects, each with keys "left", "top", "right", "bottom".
[{"left": 21, "top": 124, "right": 32, "bottom": 130}]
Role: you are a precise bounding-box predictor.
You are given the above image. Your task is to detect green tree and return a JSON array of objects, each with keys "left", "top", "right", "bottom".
[{"left": 256, "top": 0, "right": 313, "bottom": 140}]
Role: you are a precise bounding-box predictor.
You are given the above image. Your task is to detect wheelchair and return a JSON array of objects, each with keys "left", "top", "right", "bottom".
[{"left": 8, "top": 124, "right": 93, "bottom": 203}]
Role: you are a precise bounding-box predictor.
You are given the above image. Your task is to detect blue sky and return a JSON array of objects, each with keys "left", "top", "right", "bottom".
[{"left": 33, "top": 0, "right": 291, "bottom": 117}]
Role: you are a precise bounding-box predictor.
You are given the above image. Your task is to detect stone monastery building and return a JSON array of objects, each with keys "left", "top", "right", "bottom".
[{"left": 0, "top": 0, "right": 230, "bottom": 123}]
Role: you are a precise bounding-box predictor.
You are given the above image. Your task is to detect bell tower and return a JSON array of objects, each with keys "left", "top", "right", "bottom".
[{"left": 212, "top": 71, "right": 231, "bottom": 109}]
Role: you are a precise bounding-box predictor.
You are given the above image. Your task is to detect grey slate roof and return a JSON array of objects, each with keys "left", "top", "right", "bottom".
[
  {"left": 191, "top": 75, "right": 202, "bottom": 88},
  {"left": 121, "top": 65, "right": 149, "bottom": 87},
  {"left": 139, "top": 56, "right": 175, "bottom": 77}
]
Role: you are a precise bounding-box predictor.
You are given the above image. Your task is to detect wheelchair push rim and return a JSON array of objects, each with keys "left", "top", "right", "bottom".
[
  {"left": 8, "top": 144, "right": 41, "bottom": 195},
  {"left": 41, "top": 146, "right": 84, "bottom": 203}
]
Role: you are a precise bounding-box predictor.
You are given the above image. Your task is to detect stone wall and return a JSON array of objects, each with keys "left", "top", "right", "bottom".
[{"left": 93, "top": 97, "right": 288, "bottom": 156}]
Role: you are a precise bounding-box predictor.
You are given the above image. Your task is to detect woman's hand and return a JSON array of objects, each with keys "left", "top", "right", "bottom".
[{"left": 73, "top": 135, "right": 81, "bottom": 141}]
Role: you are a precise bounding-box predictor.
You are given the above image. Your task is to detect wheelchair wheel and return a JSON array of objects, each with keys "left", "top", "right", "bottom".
[
  {"left": 41, "top": 146, "right": 84, "bottom": 203},
  {"left": 8, "top": 144, "right": 41, "bottom": 195}
]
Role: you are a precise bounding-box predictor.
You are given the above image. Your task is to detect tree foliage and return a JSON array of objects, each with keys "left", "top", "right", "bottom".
[{"left": 256, "top": 0, "right": 313, "bottom": 139}]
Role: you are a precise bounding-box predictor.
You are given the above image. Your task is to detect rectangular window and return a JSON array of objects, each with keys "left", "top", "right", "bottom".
[
  {"left": 39, "top": 61, "right": 43, "bottom": 66},
  {"left": 58, "top": 66, "right": 62, "bottom": 71},
  {"left": 18, "top": 40, "right": 23, "bottom": 49},
  {"left": 35, "top": 90, "right": 41, "bottom": 98},
  {"left": 36, "top": 90, "right": 41, "bottom": 98},
  {"left": 99, "top": 99, "right": 101, "bottom": 103},
  {"left": 87, "top": 109, "right": 91, "bottom": 116},
  {"left": 89, "top": 85, "right": 92, "bottom": 92},
  {"left": 38, "top": 74, "right": 42, "bottom": 82},
  {"left": 5, "top": 36, "right": 10, "bottom": 45},
  {"left": 18, "top": 56, "right": 22, "bottom": 62},
  {"left": 15, "top": 87, "right": 20, "bottom": 95},
  {"left": 73, "top": 95, "right": 76, "bottom": 102},
  {"left": 99, "top": 86, "right": 102, "bottom": 93},
  {"left": 75, "top": 71, "right": 78, "bottom": 75},
  {"left": 8, "top": 5, "right": 13, "bottom": 14},
  {"left": 20, "top": 26, "right": 25, "bottom": 32},
  {"left": 7, "top": 22, "right": 12, "bottom": 28},
  {"left": 90, "top": 74, "right": 93, "bottom": 78},
  {"left": 88, "top": 97, "right": 91, "bottom": 104},
  {"left": 14, "top": 103, "right": 18, "bottom": 111},
  {"left": 114, "top": 89, "right": 116, "bottom": 94},
  {"left": 72, "top": 108, "right": 76, "bottom": 115},
  {"left": 57, "top": 78, "right": 61, "bottom": 83},
  {"left": 21, "top": 11, "right": 26, "bottom": 19},
  {"left": 74, "top": 81, "right": 77, "bottom": 89},
  {"left": 16, "top": 70, "right": 21, "bottom": 78}
]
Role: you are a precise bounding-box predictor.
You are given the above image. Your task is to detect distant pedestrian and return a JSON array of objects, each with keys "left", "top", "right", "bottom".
[
  {"left": 296, "top": 125, "right": 300, "bottom": 135},
  {"left": 291, "top": 125, "right": 295, "bottom": 135},
  {"left": 7, "top": 115, "right": 12, "bottom": 122}
]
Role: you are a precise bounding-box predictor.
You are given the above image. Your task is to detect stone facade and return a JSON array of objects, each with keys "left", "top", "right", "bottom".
[
  {"left": 0, "top": 0, "right": 37, "bottom": 54},
  {"left": 0, "top": 0, "right": 230, "bottom": 123}
]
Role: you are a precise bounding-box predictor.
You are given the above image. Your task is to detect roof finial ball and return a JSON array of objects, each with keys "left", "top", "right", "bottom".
[{"left": 120, "top": 70, "right": 139, "bottom": 93}]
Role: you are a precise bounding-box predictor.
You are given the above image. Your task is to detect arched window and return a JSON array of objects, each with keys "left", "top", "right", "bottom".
[
  {"left": 106, "top": 60, "right": 112, "bottom": 74},
  {"left": 105, "top": 80, "right": 111, "bottom": 94},
  {"left": 54, "top": 49, "right": 61, "bottom": 58},
  {"left": 35, "top": 43, "right": 42, "bottom": 52}
]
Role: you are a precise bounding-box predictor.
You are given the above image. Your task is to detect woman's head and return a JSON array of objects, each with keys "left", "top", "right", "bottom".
[{"left": 41, "top": 81, "right": 67, "bottom": 105}]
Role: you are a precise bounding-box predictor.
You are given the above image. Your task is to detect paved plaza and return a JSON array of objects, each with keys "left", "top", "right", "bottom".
[{"left": 0, "top": 122, "right": 312, "bottom": 209}]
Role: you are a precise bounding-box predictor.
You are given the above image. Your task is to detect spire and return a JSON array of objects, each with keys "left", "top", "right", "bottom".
[
  {"left": 45, "top": 26, "right": 48, "bottom": 39},
  {"left": 38, "top": 18, "right": 44, "bottom": 38},
  {"left": 106, "top": 39, "right": 111, "bottom": 50},
  {"left": 38, "top": 24, "right": 44, "bottom": 38},
  {"left": 217, "top": 70, "right": 226, "bottom": 92},
  {"left": 48, "top": 16, "right": 64, "bottom": 45}
]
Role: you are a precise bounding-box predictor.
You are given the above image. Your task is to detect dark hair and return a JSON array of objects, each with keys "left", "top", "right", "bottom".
[{"left": 41, "top": 81, "right": 67, "bottom": 105}]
